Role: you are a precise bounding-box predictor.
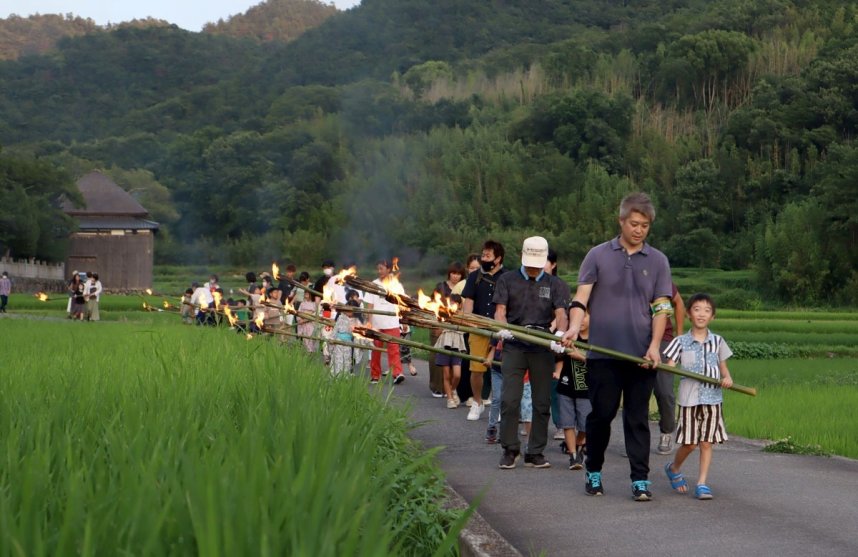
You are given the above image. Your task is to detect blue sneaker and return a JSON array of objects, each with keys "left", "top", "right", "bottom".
[
  {"left": 585, "top": 471, "right": 604, "bottom": 496},
  {"left": 632, "top": 480, "right": 653, "bottom": 501}
]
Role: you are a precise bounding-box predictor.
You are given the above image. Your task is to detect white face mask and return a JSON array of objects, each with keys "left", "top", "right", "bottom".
[{"left": 323, "top": 268, "right": 334, "bottom": 277}]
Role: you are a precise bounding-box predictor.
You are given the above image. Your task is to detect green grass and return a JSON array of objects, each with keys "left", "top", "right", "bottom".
[
  {"left": 726, "top": 358, "right": 858, "bottom": 459},
  {"left": 0, "top": 319, "right": 466, "bottom": 555}
]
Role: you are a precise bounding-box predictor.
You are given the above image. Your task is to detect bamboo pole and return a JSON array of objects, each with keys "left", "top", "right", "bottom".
[
  {"left": 355, "top": 327, "right": 501, "bottom": 368},
  {"left": 446, "top": 313, "right": 757, "bottom": 396},
  {"left": 260, "top": 327, "right": 385, "bottom": 352}
]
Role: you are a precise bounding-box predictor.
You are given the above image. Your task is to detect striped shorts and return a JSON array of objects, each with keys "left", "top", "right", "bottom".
[{"left": 676, "top": 404, "right": 728, "bottom": 445}]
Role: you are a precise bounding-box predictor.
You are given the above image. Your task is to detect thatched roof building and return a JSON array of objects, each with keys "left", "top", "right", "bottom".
[{"left": 62, "top": 171, "right": 159, "bottom": 290}]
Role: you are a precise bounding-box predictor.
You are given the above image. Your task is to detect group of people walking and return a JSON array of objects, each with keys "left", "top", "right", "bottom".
[
  {"left": 178, "top": 191, "right": 735, "bottom": 502},
  {"left": 432, "top": 192, "right": 735, "bottom": 502}
]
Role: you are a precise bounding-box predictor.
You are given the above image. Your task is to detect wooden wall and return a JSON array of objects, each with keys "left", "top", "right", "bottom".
[{"left": 65, "top": 230, "right": 154, "bottom": 290}]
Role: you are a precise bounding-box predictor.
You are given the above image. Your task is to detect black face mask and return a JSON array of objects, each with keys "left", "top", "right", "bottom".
[{"left": 480, "top": 260, "right": 495, "bottom": 272}]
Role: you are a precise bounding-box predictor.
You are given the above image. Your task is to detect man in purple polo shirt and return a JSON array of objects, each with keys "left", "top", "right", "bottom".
[{"left": 563, "top": 192, "right": 673, "bottom": 501}]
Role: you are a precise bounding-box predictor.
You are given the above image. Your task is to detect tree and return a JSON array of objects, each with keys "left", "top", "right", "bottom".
[{"left": 0, "top": 151, "right": 79, "bottom": 260}]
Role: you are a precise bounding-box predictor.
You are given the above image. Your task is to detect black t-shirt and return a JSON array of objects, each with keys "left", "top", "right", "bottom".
[
  {"left": 312, "top": 275, "right": 328, "bottom": 300},
  {"left": 461, "top": 267, "right": 507, "bottom": 318},
  {"left": 557, "top": 348, "right": 588, "bottom": 399}
]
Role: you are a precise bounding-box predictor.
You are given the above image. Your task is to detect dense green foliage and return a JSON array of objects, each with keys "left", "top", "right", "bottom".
[
  {"left": 0, "top": 319, "right": 464, "bottom": 555},
  {"left": 1, "top": 0, "right": 857, "bottom": 305}
]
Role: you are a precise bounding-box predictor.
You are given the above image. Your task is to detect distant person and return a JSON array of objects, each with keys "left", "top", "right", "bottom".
[
  {"left": 180, "top": 288, "right": 194, "bottom": 324},
  {"left": 429, "top": 262, "right": 465, "bottom": 397},
  {"left": 190, "top": 281, "right": 215, "bottom": 325},
  {"left": 313, "top": 260, "right": 336, "bottom": 303},
  {"left": 454, "top": 254, "right": 480, "bottom": 417},
  {"left": 364, "top": 259, "right": 405, "bottom": 385},
  {"left": 297, "top": 290, "right": 319, "bottom": 353},
  {"left": 330, "top": 301, "right": 357, "bottom": 376},
  {"left": 562, "top": 192, "right": 673, "bottom": 501},
  {"left": 85, "top": 272, "right": 103, "bottom": 321},
  {"left": 461, "top": 240, "right": 507, "bottom": 422},
  {"left": 434, "top": 293, "right": 467, "bottom": 408},
  {"left": 68, "top": 272, "right": 86, "bottom": 321},
  {"left": 0, "top": 271, "right": 11, "bottom": 312},
  {"left": 663, "top": 293, "right": 734, "bottom": 500}
]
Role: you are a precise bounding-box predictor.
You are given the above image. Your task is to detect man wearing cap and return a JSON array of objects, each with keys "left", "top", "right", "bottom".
[{"left": 493, "top": 236, "right": 568, "bottom": 469}]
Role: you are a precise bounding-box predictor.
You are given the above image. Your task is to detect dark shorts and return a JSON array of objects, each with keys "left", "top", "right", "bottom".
[{"left": 435, "top": 353, "right": 463, "bottom": 367}]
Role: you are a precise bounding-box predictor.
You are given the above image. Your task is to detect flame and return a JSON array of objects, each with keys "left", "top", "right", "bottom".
[
  {"left": 213, "top": 291, "right": 222, "bottom": 309},
  {"left": 142, "top": 302, "right": 149, "bottom": 310},
  {"left": 145, "top": 288, "right": 153, "bottom": 296},
  {"left": 36, "top": 292, "right": 49, "bottom": 302},
  {"left": 163, "top": 300, "right": 170, "bottom": 309},
  {"left": 224, "top": 306, "right": 238, "bottom": 327},
  {"left": 259, "top": 292, "right": 267, "bottom": 303},
  {"left": 322, "top": 281, "right": 334, "bottom": 305},
  {"left": 255, "top": 313, "right": 264, "bottom": 330},
  {"left": 272, "top": 262, "right": 280, "bottom": 280},
  {"left": 391, "top": 257, "right": 399, "bottom": 275},
  {"left": 246, "top": 333, "right": 254, "bottom": 340},
  {"left": 416, "top": 289, "right": 457, "bottom": 318},
  {"left": 283, "top": 298, "right": 295, "bottom": 314},
  {"left": 333, "top": 266, "right": 357, "bottom": 284}
]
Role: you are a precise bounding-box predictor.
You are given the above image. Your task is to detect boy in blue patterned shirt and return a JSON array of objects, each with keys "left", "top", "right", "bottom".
[{"left": 662, "top": 293, "right": 734, "bottom": 500}]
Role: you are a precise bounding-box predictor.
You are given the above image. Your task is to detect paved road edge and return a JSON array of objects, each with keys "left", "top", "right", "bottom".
[{"left": 443, "top": 485, "right": 522, "bottom": 557}]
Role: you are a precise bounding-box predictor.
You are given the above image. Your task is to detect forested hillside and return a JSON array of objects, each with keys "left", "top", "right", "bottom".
[
  {"left": 202, "top": 0, "right": 337, "bottom": 42},
  {"left": 1, "top": 0, "right": 856, "bottom": 306}
]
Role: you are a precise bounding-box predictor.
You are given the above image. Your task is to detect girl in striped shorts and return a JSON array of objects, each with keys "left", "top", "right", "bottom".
[{"left": 661, "top": 293, "right": 734, "bottom": 500}]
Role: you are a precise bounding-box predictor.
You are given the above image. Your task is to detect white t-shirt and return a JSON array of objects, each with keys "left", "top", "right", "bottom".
[{"left": 364, "top": 278, "right": 402, "bottom": 330}]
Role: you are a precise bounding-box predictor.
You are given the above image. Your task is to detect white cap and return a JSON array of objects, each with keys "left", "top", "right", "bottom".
[{"left": 521, "top": 236, "right": 549, "bottom": 268}]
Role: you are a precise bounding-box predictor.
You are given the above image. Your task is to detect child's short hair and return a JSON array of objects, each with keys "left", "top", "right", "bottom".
[
  {"left": 286, "top": 264, "right": 297, "bottom": 272},
  {"left": 245, "top": 271, "right": 257, "bottom": 283},
  {"left": 450, "top": 293, "right": 463, "bottom": 305},
  {"left": 298, "top": 271, "right": 310, "bottom": 281},
  {"left": 686, "top": 292, "right": 716, "bottom": 315},
  {"left": 185, "top": 288, "right": 193, "bottom": 295},
  {"left": 346, "top": 299, "right": 361, "bottom": 309}
]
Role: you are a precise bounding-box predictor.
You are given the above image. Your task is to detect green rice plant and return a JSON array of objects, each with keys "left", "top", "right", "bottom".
[
  {"left": 725, "top": 358, "right": 858, "bottom": 459},
  {"left": 0, "top": 320, "right": 465, "bottom": 556}
]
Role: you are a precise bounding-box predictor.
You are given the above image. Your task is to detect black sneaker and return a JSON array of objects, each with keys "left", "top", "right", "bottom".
[
  {"left": 393, "top": 375, "right": 405, "bottom": 385},
  {"left": 585, "top": 471, "right": 604, "bottom": 496},
  {"left": 524, "top": 453, "right": 551, "bottom": 468},
  {"left": 559, "top": 441, "right": 570, "bottom": 454},
  {"left": 632, "top": 480, "right": 653, "bottom": 501},
  {"left": 498, "top": 449, "right": 520, "bottom": 469},
  {"left": 569, "top": 452, "right": 583, "bottom": 470},
  {"left": 485, "top": 427, "right": 498, "bottom": 444}
]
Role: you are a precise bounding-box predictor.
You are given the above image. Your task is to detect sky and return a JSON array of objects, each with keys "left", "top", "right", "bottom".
[{"left": 0, "top": 0, "right": 361, "bottom": 31}]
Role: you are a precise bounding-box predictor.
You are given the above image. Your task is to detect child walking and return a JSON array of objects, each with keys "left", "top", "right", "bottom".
[
  {"left": 554, "top": 310, "right": 590, "bottom": 470},
  {"left": 330, "top": 303, "right": 356, "bottom": 376},
  {"left": 662, "top": 293, "right": 734, "bottom": 500},
  {"left": 297, "top": 290, "right": 318, "bottom": 353}
]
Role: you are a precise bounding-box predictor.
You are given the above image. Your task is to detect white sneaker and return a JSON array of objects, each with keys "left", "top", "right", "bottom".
[
  {"left": 453, "top": 393, "right": 461, "bottom": 406},
  {"left": 447, "top": 398, "right": 458, "bottom": 409},
  {"left": 465, "top": 397, "right": 474, "bottom": 407},
  {"left": 553, "top": 429, "right": 565, "bottom": 440},
  {"left": 467, "top": 402, "right": 484, "bottom": 421}
]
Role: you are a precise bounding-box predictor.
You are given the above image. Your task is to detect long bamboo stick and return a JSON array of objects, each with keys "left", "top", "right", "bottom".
[
  {"left": 448, "top": 313, "right": 756, "bottom": 396},
  {"left": 355, "top": 327, "right": 501, "bottom": 367},
  {"left": 260, "top": 327, "right": 385, "bottom": 352}
]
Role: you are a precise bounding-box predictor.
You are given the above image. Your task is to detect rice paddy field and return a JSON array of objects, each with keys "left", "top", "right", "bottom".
[{"left": 0, "top": 314, "right": 465, "bottom": 556}]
